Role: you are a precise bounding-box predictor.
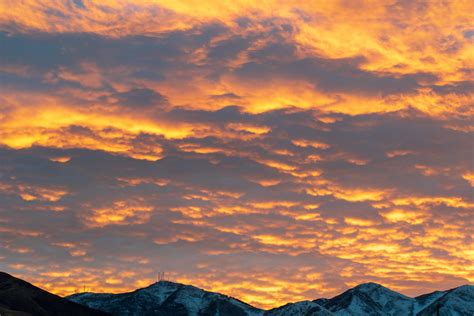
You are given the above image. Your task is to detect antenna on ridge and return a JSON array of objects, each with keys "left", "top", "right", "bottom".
[{"left": 157, "top": 271, "right": 165, "bottom": 281}]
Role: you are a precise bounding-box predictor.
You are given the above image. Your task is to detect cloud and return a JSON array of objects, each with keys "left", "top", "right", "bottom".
[
  {"left": 208, "top": 93, "right": 241, "bottom": 100},
  {"left": 1, "top": 104, "right": 473, "bottom": 307},
  {"left": 233, "top": 56, "right": 437, "bottom": 95},
  {"left": 0, "top": 0, "right": 472, "bottom": 309},
  {"left": 112, "top": 88, "right": 169, "bottom": 109}
]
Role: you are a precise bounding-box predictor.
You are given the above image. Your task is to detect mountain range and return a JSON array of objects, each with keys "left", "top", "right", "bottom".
[{"left": 1, "top": 272, "right": 473, "bottom": 315}]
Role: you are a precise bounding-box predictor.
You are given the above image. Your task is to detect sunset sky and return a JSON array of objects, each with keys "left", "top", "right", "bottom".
[{"left": 0, "top": 0, "right": 473, "bottom": 309}]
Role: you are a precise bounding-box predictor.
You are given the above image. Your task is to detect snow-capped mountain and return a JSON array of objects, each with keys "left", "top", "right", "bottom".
[
  {"left": 67, "top": 280, "right": 474, "bottom": 316},
  {"left": 320, "top": 282, "right": 414, "bottom": 315},
  {"left": 265, "top": 300, "right": 334, "bottom": 316},
  {"left": 416, "top": 285, "right": 474, "bottom": 316},
  {"left": 265, "top": 282, "right": 474, "bottom": 316},
  {"left": 2, "top": 270, "right": 471, "bottom": 316},
  {"left": 68, "top": 280, "right": 263, "bottom": 316},
  {"left": 413, "top": 290, "right": 446, "bottom": 314}
]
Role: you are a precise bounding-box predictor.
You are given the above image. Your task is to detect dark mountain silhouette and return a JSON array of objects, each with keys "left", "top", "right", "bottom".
[{"left": 0, "top": 272, "right": 110, "bottom": 316}]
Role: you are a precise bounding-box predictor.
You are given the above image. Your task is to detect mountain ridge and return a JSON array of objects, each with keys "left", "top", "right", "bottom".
[
  {"left": 68, "top": 280, "right": 474, "bottom": 316},
  {"left": 1, "top": 272, "right": 472, "bottom": 316},
  {"left": 0, "top": 272, "right": 110, "bottom": 316}
]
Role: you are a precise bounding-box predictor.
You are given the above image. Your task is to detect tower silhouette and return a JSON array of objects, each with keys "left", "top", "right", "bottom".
[{"left": 157, "top": 271, "right": 165, "bottom": 281}]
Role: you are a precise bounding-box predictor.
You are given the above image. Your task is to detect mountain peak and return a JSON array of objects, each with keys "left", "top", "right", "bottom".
[
  {"left": 353, "top": 282, "right": 383, "bottom": 290},
  {"left": 69, "top": 278, "right": 261, "bottom": 316},
  {"left": 450, "top": 284, "right": 473, "bottom": 292},
  {"left": 353, "top": 282, "right": 411, "bottom": 299},
  {"left": 146, "top": 279, "right": 182, "bottom": 288},
  {"left": 0, "top": 272, "right": 109, "bottom": 316},
  {"left": 320, "top": 282, "right": 414, "bottom": 315},
  {"left": 416, "top": 284, "right": 474, "bottom": 316}
]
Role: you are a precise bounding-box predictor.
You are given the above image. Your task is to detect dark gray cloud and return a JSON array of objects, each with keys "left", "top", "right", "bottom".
[
  {"left": 208, "top": 93, "right": 241, "bottom": 100},
  {"left": 1, "top": 24, "right": 440, "bottom": 98},
  {"left": 0, "top": 29, "right": 207, "bottom": 70},
  {"left": 112, "top": 88, "right": 168, "bottom": 108},
  {"left": 207, "top": 35, "right": 251, "bottom": 60},
  {"left": 233, "top": 57, "right": 437, "bottom": 95}
]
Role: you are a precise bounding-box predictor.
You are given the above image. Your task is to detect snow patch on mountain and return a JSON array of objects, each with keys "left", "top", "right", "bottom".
[{"left": 265, "top": 300, "right": 333, "bottom": 316}]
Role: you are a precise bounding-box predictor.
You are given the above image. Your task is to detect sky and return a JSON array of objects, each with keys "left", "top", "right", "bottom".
[{"left": 0, "top": 0, "right": 473, "bottom": 309}]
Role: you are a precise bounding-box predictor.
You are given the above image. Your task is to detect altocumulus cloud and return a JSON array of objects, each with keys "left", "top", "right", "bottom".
[{"left": 0, "top": 0, "right": 473, "bottom": 309}]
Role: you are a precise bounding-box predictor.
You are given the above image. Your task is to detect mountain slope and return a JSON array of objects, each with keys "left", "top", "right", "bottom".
[
  {"left": 413, "top": 290, "right": 446, "bottom": 314},
  {"left": 320, "top": 282, "right": 414, "bottom": 315},
  {"left": 68, "top": 280, "right": 263, "bottom": 316},
  {"left": 417, "top": 285, "right": 474, "bottom": 316},
  {"left": 0, "top": 272, "right": 110, "bottom": 316},
  {"left": 263, "top": 283, "right": 474, "bottom": 316},
  {"left": 265, "top": 301, "right": 334, "bottom": 316}
]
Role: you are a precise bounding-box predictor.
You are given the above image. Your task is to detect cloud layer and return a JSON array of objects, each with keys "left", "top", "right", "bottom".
[{"left": 0, "top": 0, "right": 473, "bottom": 309}]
